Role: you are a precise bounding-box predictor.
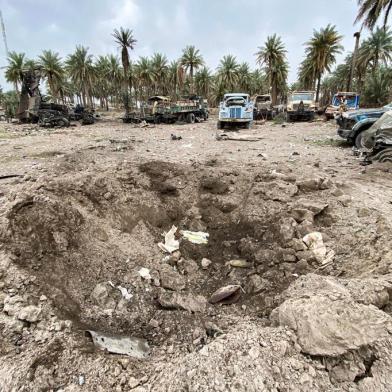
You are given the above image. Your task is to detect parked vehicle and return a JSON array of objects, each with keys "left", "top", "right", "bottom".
[
  {"left": 336, "top": 103, "right": 392, "bottom": 148},
  {"left": 123, "top": 95, "right": 208, "bottom": 124},
  {"left": 253, "top": 94, "right": 274, "bottom": 120},
  {"left": 217, "top": 93, "right": 253, "bottom": 129},
  {"left": 286, "top": 91, "right": 316, "bottom": 122},
  {"left": 325, "top": 92, "right": 360, "bottom": 120}
]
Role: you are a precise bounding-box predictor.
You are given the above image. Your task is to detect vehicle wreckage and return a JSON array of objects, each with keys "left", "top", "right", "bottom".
[
  {"left": 17, "top": 70, "right": 95, "bottom": 127},
  {"left": 286, "top": 91, "right": 316, "bottom": 122},
  {"left": 361, "top": 110, "right": 392, "bottom": 163},
  {"left": 336, "top": 103, "right": 392, "bottom": 148},
  {"left": 252, "top": 94, "right": 284, "bottom": 120},
  {"left": 324, "top": 92, "right": 360, "bottom": 120},
  {"left": 122, "top": 95, "right": 209, "bottom": 124},
  {"left": 217, "top": 93, "right": 254, "bottom": 129}
]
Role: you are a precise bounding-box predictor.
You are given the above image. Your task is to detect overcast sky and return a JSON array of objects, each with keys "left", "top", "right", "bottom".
[{"left": 0, "top": 0, "right": 369, "bottom": 89}]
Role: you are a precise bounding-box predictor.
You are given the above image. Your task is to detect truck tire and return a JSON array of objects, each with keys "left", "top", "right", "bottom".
[
  {"left": 187, "top": 113, "right": 196, "bottom": 124},
  {"left": 245, "top": 122, "right": 251, "bottom": 129},
  {"left": 217, "top": 121, "right": 223, "bottom": 130},
  {"left": 355, "top": 132, "right": 364, "bottom": 149}
]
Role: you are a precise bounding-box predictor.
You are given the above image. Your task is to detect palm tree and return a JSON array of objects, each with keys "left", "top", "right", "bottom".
[
  {"left": 256, "top": 34, "right": 288, "bottom": 105},
  {"left": 357, "top": 27, "right": 392, "bottom": 71},
  {"left": 112, "top": 27, "right": 137, "bottom": 110},
  {"left": 38, "top": 50, "right": 64, "bottom": 102},
  {"left": 135, "top": 57, "right": 154, "bottom": 100},
  {"left": 216, "top": 55, "right": 240, "bottom": 92},
  {"left": 180, "top": 45, "right": 204, "bottom": 93},
  {"left": 65, "top": 45, "right": 95, "bottom": 107},
  {"left": 151, "top": 53, "right": 168, "bottom": 95},
  {"left": 194, "top": 67, "right": 212, "bottom": 97},
  {"left": 237, "top": 62, "right": 252, "bottom": 92},
  {"left": 303, "top": 25, "right": 343, "bottom": 102},
  {"left": 356, "top": 0, "right": 392, "bottom": 30},
  {"left": 5, "top": 51, "right": 26, "bottom": 94}
]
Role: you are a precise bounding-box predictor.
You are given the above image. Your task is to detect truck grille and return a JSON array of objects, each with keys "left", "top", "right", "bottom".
[{"left": 229, "top": 108, "right": 241, "bottom": 118}]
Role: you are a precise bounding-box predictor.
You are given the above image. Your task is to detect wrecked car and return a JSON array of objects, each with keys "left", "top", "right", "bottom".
[
  {"left": 324, "top": 92, "right": 360, "bottom": 120},
  {"left": 336, "top": 103, "right": 392, "bottom": 148},
  {"left": 361, "top": 110, "right": 392, "bottom": 163},
  {"left": 217, "top": 93, "right": 253, "bottom": 129},
  {"left": 286, "top": 91, "right": 316, "bottom": 122}
]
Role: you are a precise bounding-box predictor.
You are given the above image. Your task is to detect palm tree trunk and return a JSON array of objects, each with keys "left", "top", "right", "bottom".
[
  {"left": 316, "top": 74, "right": 322, "bottom": 104},
  {"left": 271, "top": 74, "right": 278, "bottom": 106}
]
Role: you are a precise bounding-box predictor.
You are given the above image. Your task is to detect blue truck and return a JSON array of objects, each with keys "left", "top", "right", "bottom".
[
  {"left": 217, "top": 93, "right": 254, "bottom": 129},
  {"left": 337, "top": 103, "right": 392, "bottom": 148}
]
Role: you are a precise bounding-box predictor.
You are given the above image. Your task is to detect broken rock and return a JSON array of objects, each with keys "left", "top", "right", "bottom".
[
  {"left": 158, "top": 291, "right": 207, "bottom": 313},
  {"left": 271, "top": 295, "right": 392, "bottom": 356},
  {"left": 159, "top": 264, "right": 186, "bottom": 291}
]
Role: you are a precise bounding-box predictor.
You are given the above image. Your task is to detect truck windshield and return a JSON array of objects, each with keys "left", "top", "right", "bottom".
[
  {"left": 332, "top": 95, "right": 357, "bottom": 107},
  {"left": 291, "top": 93, "right": 314, "bottom": 101}
]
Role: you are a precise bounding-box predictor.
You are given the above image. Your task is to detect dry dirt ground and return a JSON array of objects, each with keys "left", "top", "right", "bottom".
[{"left": 1, "top": 114, "right": 392, "bottom": 391}]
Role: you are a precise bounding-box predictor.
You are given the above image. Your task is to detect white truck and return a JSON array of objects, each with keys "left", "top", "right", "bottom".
[{"left": 217, "top": 93, "right": 254, "bottom": 129}]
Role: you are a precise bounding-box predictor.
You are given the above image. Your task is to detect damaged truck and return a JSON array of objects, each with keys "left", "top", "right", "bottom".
[
  {"left": 123, "top": 95, "right": 209, "bottom": 124},
  {"left": 217, "top": 93, "right": 254, "bottom": 129},
  {"left": 17, "top": 70, "right": 95, "bottom": 127},
  {"left": 286, "top": 91, "right": 316, "bottom": 122}
]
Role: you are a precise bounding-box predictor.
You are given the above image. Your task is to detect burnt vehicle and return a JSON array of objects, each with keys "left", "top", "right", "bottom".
[
  {"left": 286, "top": 91, "right": 316, "bottom": 122},
  {"left": 123, "top": 95, "right": 209, "bottom": 124},
  {"left": 336, "top": 103, "right": 392, "bottom": 148},
  {"left": 17, "top": 70, "right": 70, "bottom": 127},
  {"left": 253, "top": 94, "right": 275, "bottom": 120},
  {"left": 17, "top": 70, "right": 95, "bottom": 127},
  {"left": 217, "top": 93, "right": 253, "bottom": 129},
  {"left": 325, "top": 92, "right": 360, "bottom": 120},
  {"left": 360, "top": 110, "right": 392, "bottom": 163}
]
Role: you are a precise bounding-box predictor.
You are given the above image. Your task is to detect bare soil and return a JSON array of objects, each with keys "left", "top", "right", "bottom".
[{"left": 0, "top": 114, "right": 392, "bottom": 391}]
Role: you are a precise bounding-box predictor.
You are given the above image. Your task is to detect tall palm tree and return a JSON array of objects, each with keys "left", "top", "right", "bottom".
[
  {"left": 216, "top": 55, "right": 240, "bottom": 92},
  {"left": 5, "top": 51, "right": 26, "bottom": 94},
  {"left": 38, "top": 50, "right": 64, "bottom": 102},
  {"left": 256, "top": 34, "right": 288, "bottom": 105},
  {"left": 65, "top": 45, "right": 95, "bottom": 107},
  {"left": 356, "top": 0, "right": 392, "bottom": 30},
  {"left": 180, "top": 45, "right": 204, "bottom": 93},
  {"left": 357, "top": 27, "right": 392, "bottom": 71},
  {"left": 112, "top": 27, "right": 137, "bottom": 110},
  {"left": 303, "top": 25, "right": 343, "bottom": 102}
]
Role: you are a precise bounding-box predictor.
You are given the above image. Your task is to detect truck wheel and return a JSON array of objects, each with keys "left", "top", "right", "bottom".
[
  {"left": 245, "top": 122, "right": 251, "bottom": 129},
  {"left": 286, "top": 113, "right": 292, "bottom": 123},
  {"left": 187, "top": 113, "right": 196, "bottom": 124},
  {"left": 355, "top": 132, "right": 364, "bottom": 149},
  {"left": 217, "top": 121, "right": 223, "bottom": 130}
]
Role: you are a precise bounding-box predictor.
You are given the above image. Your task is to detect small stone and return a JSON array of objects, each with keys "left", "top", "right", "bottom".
[
  {"left": 103, "top": 192, "right": 112, "bottom": 200},
  {"left": 17, "top": 305, "right": 42, "bottom": 323},
  {"left": 201, "top": 258, "right": 212, "bottom": 269},
  {"left": 159, "top": 264, "right": 186, "bottom": 291},
  {"left": 78, "top": 375, "right": 85, "bottom": 386},
  {"left": 128, "top": 377, "right": 140, "bottom": 389},
  {"left": 149, "top": 319, "right": 159, "bottom": 328}
]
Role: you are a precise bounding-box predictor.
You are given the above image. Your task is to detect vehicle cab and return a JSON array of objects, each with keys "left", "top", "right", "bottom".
[{"left": 218, "top": 93, "right": 254, "bottom": 129}]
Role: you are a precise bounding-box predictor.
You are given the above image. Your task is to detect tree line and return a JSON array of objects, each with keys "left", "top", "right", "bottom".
[{"left": 2, "top": 0, "right": 392, "bottom": 112}]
